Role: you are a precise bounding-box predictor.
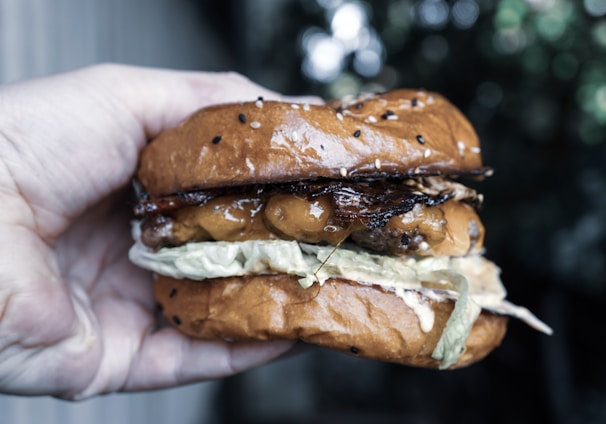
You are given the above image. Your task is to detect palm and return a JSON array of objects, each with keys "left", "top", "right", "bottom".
[
  {"left": 0, "top": 191, "right": 154, "bottom": 398},
  {"left": 0, "top": 64, "right": 304, "bottom": 399},
  {"left": 57, "top": 192, "right": 156, "bottom": 395}
]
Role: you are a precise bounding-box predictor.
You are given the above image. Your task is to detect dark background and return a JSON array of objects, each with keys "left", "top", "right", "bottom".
[{"left": 195, "top": 1, "right": 606, "bottom": 423}]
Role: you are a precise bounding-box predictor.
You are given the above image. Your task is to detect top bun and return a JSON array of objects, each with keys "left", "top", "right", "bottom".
[{"left": 137, "top": 89, "right": 484, "bottom": 197}]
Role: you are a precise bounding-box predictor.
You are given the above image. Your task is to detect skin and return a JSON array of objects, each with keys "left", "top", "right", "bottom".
[{"left": 0, "top": 64, "right": 316, "bottom": 400}]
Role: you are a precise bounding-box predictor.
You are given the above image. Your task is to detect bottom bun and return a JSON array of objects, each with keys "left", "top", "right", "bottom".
[{"left": 154, "top": 274, "right": 508, "bottom": 369}]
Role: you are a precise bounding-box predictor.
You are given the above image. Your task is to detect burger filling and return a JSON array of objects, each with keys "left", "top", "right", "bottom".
[
  {"left": 136, "top": 176, "right": 485, "bottom": 257},
  {"left": 131, "top": 176, "right": 552, "bottom": 368}
]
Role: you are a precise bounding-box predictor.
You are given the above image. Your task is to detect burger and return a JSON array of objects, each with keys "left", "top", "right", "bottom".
[{"left": 129, "top": 89, "right": 551, "bottom": 369}]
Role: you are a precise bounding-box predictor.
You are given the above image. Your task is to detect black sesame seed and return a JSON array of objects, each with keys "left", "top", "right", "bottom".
[
  {"left": 238, "top": 113, "right": 246, "bottom": 123},
  {"left": 416, "top": 135, "right": 425, "bottom": 144},
  {"left": 412, "top": 98, "right": 418, "bottom": 106},
  {"left": 320, "top": 144, "right": 325, "bottom": 150},
  {"left": 356, "top": 102, "right": 364, "bottom": 109},
  {"left": 257, "top": 96, "right": 264, "bottom": 101},
  {"left": 212, "top": 135, "right": 222, "bottom": 144},
  {"left": 353, "top": 129, "right": 361, "bottom": 137},
  {"left": 169, "top": 288, "right": 177, "bottom": 298},
  {"left": 381, "top": 110, "right": 395, "bottom": 120},
  {"left": 350, "top": 347, "right": 359, "bottom": 354},
  {"left": 172, "top": 316, "right": 182, "bottom": 326},
  {"left": 156, "top": 302, "right": 164, "bottom": 311}
]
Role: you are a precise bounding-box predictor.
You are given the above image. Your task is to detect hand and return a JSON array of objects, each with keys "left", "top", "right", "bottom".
[{"left": 0, "top": 64, "right": 311, "bottom": 400}]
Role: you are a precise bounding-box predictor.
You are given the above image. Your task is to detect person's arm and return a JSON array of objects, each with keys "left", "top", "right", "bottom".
[{"left": 0, "top": 64, "right": 312, "bottom": 400}]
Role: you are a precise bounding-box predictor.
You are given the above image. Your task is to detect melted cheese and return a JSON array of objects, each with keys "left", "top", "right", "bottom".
[{"left": 160, "top": 195, "right": 484, "bottom": 257}]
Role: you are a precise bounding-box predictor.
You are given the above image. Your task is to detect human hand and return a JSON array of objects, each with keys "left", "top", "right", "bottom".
[{"left": 0, "top": 64, "right": 313, "bottom": 400}]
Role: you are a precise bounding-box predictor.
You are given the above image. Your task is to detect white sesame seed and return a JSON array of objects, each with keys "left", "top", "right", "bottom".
[
  {"left": 457, "top": 141, "right": 466, "bottom": 156},
  {"left": 255, "top": 100, "right": 263, "bottom": 108},
  {"left": 291, "top": 103, "right": 300, "bottom": 109},
  {"left": 484, "top": 169, "right": 494, "bottom": 177},
  {"left": 470, "top": 146, "right": 481, "bottom": 154},
  {"left": 251, "top": 121, "right": 261, "bottom": 129},
  {"left": 336, "top": 112, "right": 344, "bottom": 121},
  {"left": 367, "top": 115, "right": 377, "bottom": 123},
  {"left": 291, "top": 131, "right": 298, "bottom": 141},
  {"left": 427, "top": 96, "right": 435, "bottom": 105},
  {"left": 424, "top": 149, "right": 431, "bottom": 158},
  {"left": 387, "top": 114, "right": 399, "bottom": 121},
  {"left": 419, "top": 241, "right": 430, "bottom": 251},
  {"left": 374, "top": 158, "right": 382, "bottom": 169},
  {"left": 339, "top": 167, "right": 348, "bottom": 177},
  {"left": 303, "top": 103, "right": 310, "bottom": 111}
]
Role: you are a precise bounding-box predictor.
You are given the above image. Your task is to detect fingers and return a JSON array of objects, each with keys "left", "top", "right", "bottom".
[
  {"left": 90, "top": 65, "right": 281, "bottom": 139},
  {"left": 0, "top": 64, "right": 320, "bottom": 230},
  {"left": 72, "top": 63, "right": 323, "bottom": 142},
  {"left": 80, "top": 64, "right": 320, "bottom": 139},
  {"left": 110, "top": 328, "right": 295, "bottom": 396}
]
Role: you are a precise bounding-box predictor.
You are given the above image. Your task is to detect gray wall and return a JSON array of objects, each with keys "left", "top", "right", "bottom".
[{"left": 0, "top": 0, "right": 232, "bottom": 83}]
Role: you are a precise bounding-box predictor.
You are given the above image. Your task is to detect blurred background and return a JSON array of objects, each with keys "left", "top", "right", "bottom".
[{"left": 1, "top": 0, "right": 605, "bottom": 423}]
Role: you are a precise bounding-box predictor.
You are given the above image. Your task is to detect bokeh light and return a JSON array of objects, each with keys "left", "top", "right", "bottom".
[
  {"left": 414, "top": 0, "right": 450, "bottom": 29},
  {"left": 592, "top": 20, "right": 606, "bottom": 47},
  {"left": 301, "top": 29, "right": 346, "bottom": 82},
  {"left": 420, "top": 34, "right": 449, "bottom": 62},
  {"left": 525, "top": 0, "right": 557, "bottom": 12},
  {"left": 533, "top": 0, "right": 575, "bottom": 42},
  {"left": 331, "top": 1, "right": 367, "bottom": 46},
  {"left": 584, "top": 0, "right": 606, "bottom": 17},
  {"left": 494, "top": 0, "right": 527, "bottom": 30},
  {"left": 493, "top": 27, "right": 528, "bottom": 54},
  {"left": 451, "top": 0, "right": 480, "bottom": 29},
  {"left": 353, "top": 44, "right": 383, "bottom": 77},
  {"left": 301, "top": 0, "right": 384, "bottom": 86}
]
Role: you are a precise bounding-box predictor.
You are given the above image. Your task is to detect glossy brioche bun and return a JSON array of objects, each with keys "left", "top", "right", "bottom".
[
  {"left": 137, "top": 90, "right": 484, "bottom": 197},
  {"left": 154, "top": 274, "right": 508, "bottom": 369}
]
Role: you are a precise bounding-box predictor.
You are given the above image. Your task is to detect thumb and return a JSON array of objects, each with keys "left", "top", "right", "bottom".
[
  {"left": 0, "top": 64, "right": 315, "bottom": 238},
  {"left": 108, "top": 65, "right": 309, "bottom": 138}
]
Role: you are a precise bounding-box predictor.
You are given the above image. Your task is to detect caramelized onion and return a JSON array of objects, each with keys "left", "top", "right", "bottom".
[{"left": 133, "top": 178, "right": 478, "bottom": 226}]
